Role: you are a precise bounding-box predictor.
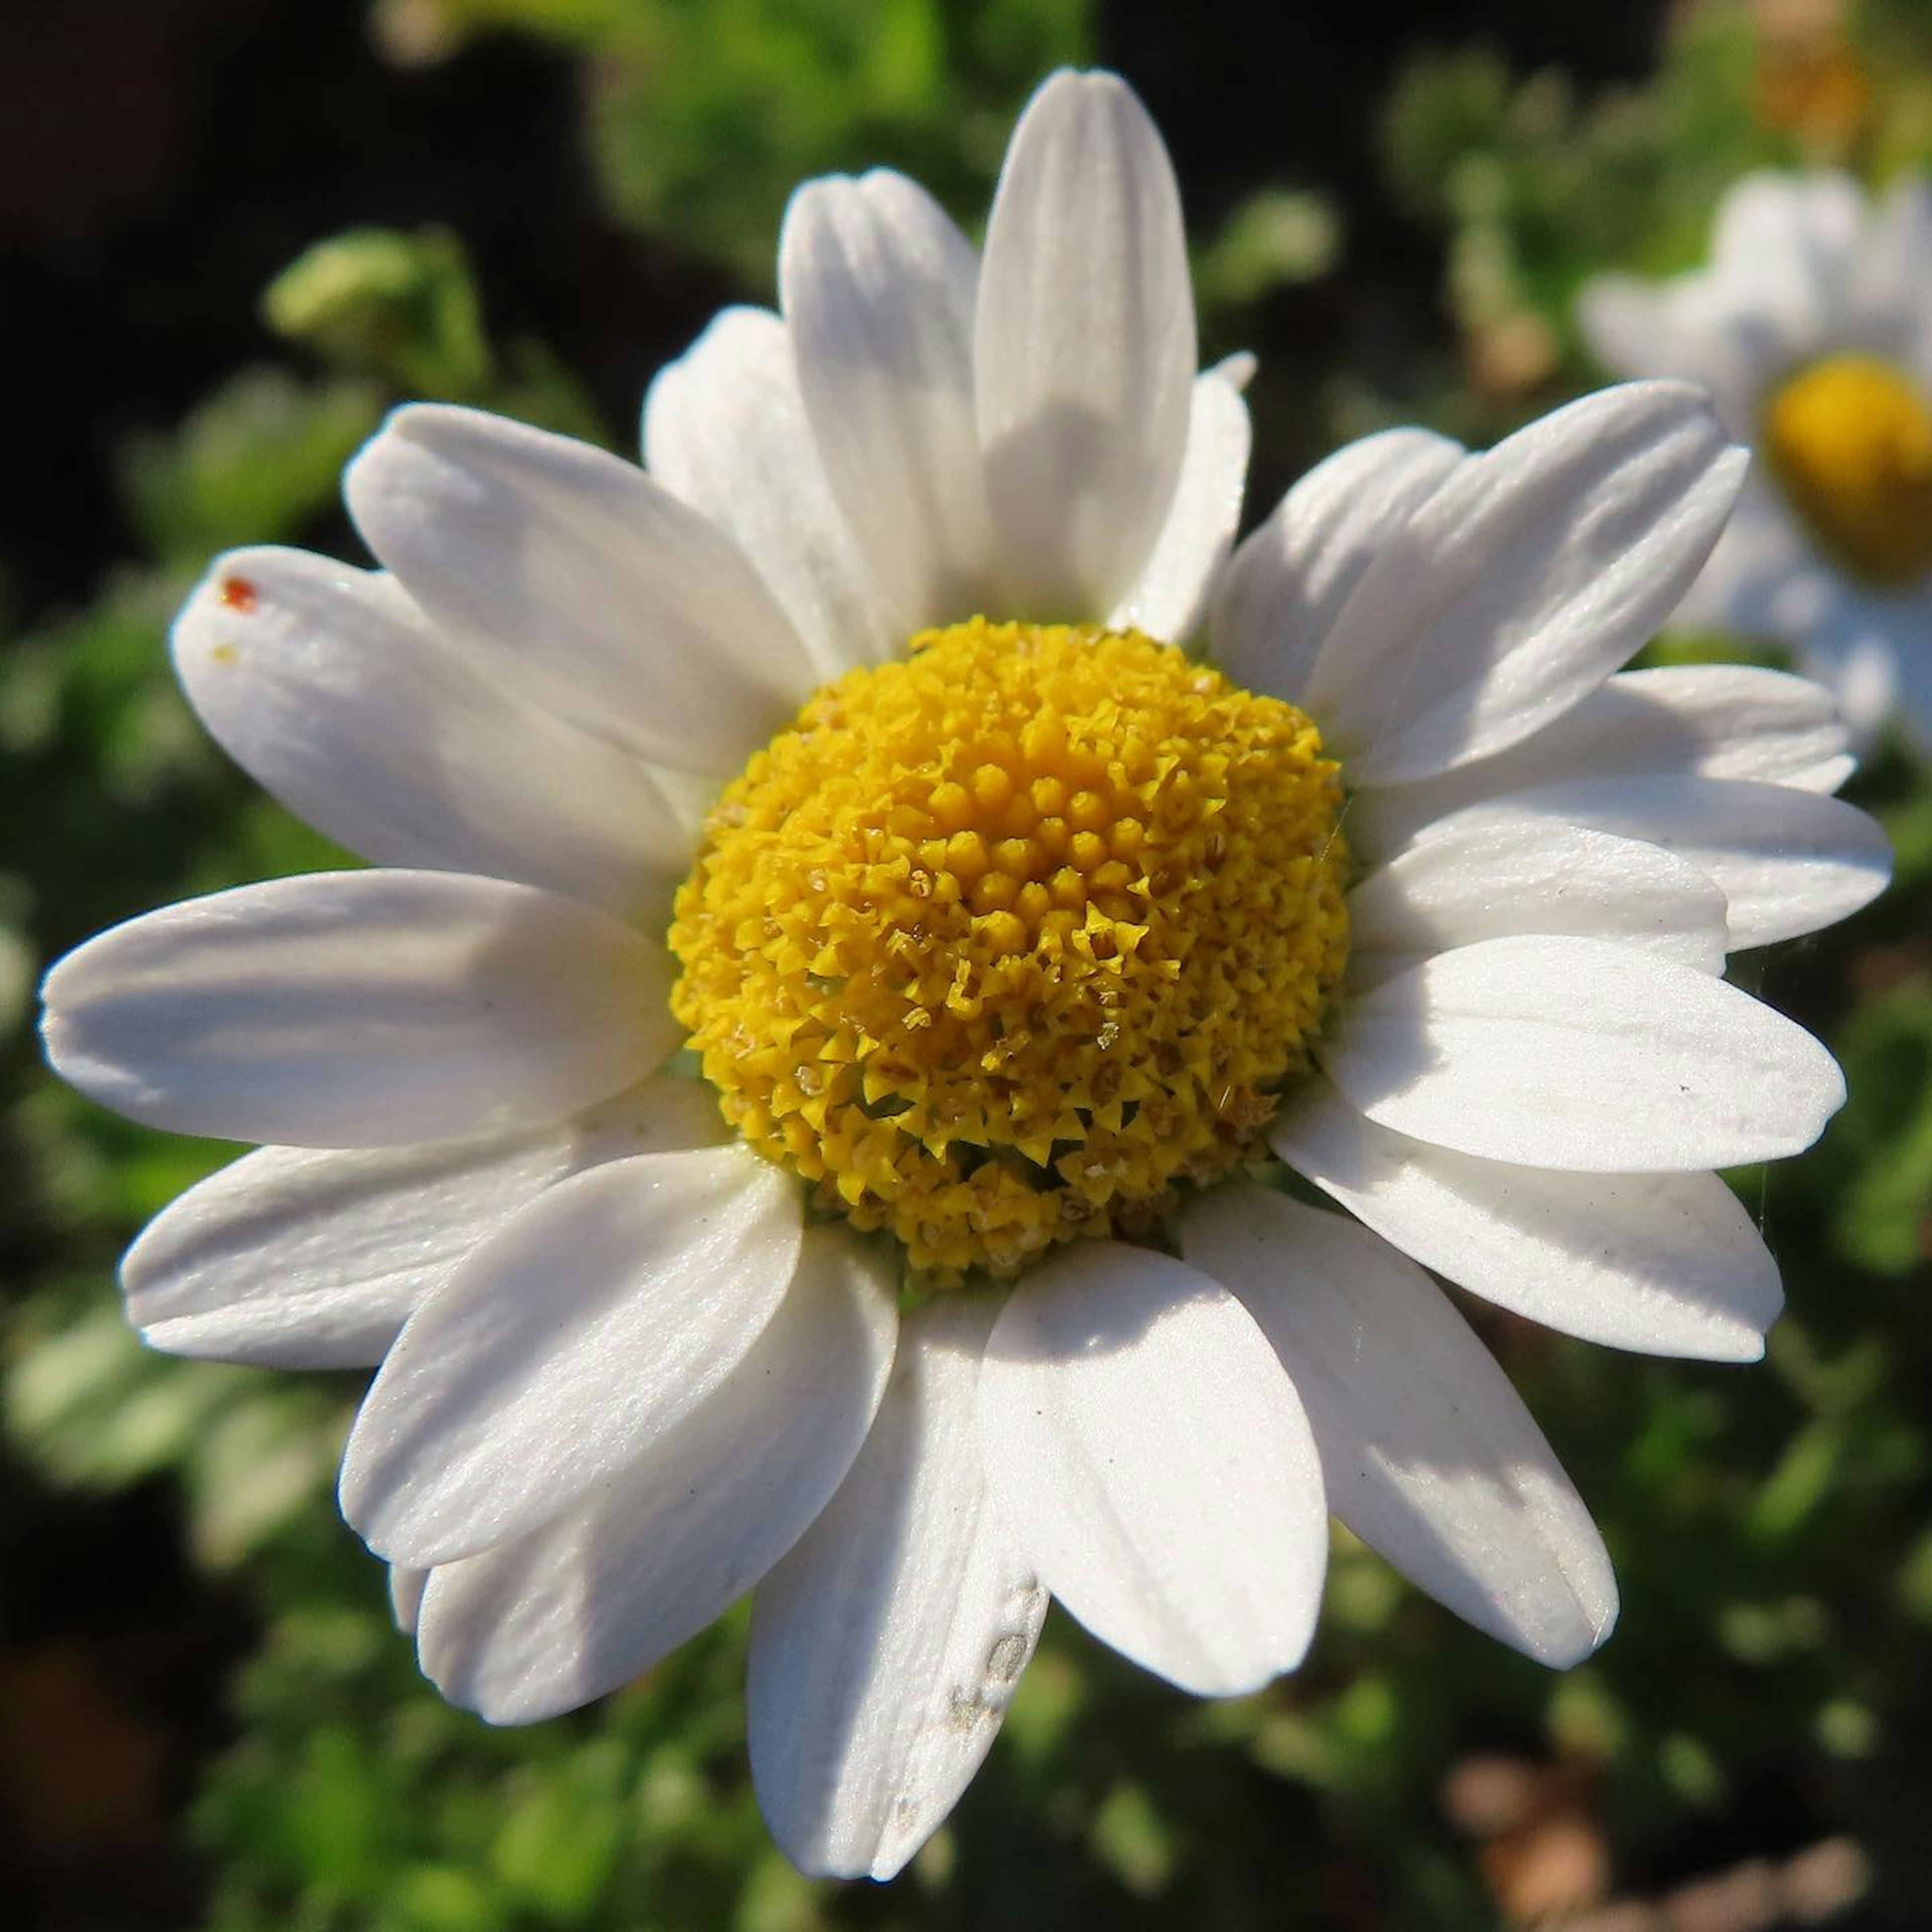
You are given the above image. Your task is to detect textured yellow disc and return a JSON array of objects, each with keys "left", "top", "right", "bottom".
[
  {"left": 670, "top": 619, "right": 1351, "bottom": 1280},
  {"left": 1763, "top": 352, "right": 1932, "bottom": 587}
]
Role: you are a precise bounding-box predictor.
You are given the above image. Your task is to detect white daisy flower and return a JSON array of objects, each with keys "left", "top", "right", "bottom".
[
  {"left": 41, "top": 71, "right": 1890, "bottom": 1882},
  {"left": 1582, "top": 169, "right": 1932, "bottom": 747}
]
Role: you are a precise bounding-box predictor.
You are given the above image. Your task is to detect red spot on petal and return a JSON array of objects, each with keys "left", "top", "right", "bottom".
[{"left": 218, "top": 576, "right": 259, "bottom": 613}]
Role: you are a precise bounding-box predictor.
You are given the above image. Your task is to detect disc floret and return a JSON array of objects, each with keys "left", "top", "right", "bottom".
[
  {"left": 670, "top": 618, "right": 1350, "bottom": 1280},
  {"left": 1762, "top": 352, "right": 1932, "bottom": 586}
]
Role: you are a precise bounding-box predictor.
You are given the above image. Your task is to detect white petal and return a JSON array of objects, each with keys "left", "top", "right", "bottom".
[
  {"left": 345, "top": 404, "right": 815, "bottom": 776},
  {"left": 975, "top": 70, "right": 1197, "bottom": 618},
  {"left": 643, "top": 306, "right": 899, "bottom": 678},
  {"left": 1352, "top": 664, "right": 1858, "bottom": 854},
  {"left": 1323, "top": 934, "right": 1846, "bottom": 1172},
  {"left": 1212, "top": 349, "right": 1258, "bottom": 392},
  {"left": 1710, "top": 171, "right": 1865, "bottom": 335},
  {"left": 173, "top": 547, "right": 691, "bottom": 921},
  {"left": 1576, "top": 275, "right": 1777, "bottom": 433},
  {"left": 1304, "top": 384, "right": 1748, "bottom": 784},
  {"left": 1106, "top": 367, "right": 1252, "bottom": 645},
  {"left": 390, "top": 1567, "right": 429, "bottom": 1636},
  {"left": 120, "top": 1076, "right": 727, "bottom": 1369},
  {"left": 416, "top": 1223, "right": 896, "bottom": 1722},
  {"left": 1182, "top": 1183, "right": 1617, "bottom": 1666},
  {"left": 1210, "top": 428, "right": 1463, "bottom": 701},
  {"left": 1406, "top": 779, "right": 1891, "bottom": 950},
  {"left": 1481, "top": 660, "right": 1862, "bottom": 792},
  {"left": 748, "top": 1297, "right": 1046, "bottom": 1882},
  {"left": 1863, "top": 175, "right": 1932, "bottom": 366},
  {"left": 780, "top": 174, "right": 995, "bottom": 628},
  {"left": 1576, "top": 274, "right": 1687, "bottom": 381},
  {"left": 1272, "top": 1081, "right": 1783, "bottom": 1360},
  {"left": 977, "top": 1242, "right": 1326, "bottom": 1697},
  {"left": 339, "top": 1145, "right": 800, "bottom": 1566},
  {"left": 1800, "top": 613, "right": 1910, "bottom": 749},
  {"left": 40, "top": 870, "right": 674, "bottom": 1148},
  {"left": 1347, "top": 819, "right": 1728, "bottom": 988},
  {"left": 1888, "top": 606, "right": 1932, "bottom": 752}
]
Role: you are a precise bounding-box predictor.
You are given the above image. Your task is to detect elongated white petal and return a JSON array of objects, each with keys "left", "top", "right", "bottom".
[
  {"left": 1304, "top": 384, "right": 1747, "bottom": 784},
  {"left": 1272, "top": 1082, "right": 1783, "bottom": 1360},
  {"left": 173, "top": 548, "right": 691, "bottom": 921},
  {"left": 1183, "top": 1184, "right": 1617, "bottom": 1666},
  {"left": 1106, "top": 367, "right": 1252, "bottom": 645},
  {"left": 978, "top": 1243, "right": 1326, "bottom": 1697},
  {"left": 1352, "top": 665, "right": 1858, "bottom": 854},
  {"left": 345, "top": 404, "right": 815, "bottom": 776},
  {"left": 1515, "top": 665, "right": 1855, "bottom": 791},
  {"left": 121, "top": 1076, "right": 727, "bottom": 1369},
  {"left": 417, "top": 1224, "right": 896, "bottom": 1722},
  {"left": 40, "top": 871, "right": 674, "bottom": 1148},
  {"left": 976, "top": 70, "right": 1197, "bottom": 617},
  {"left": 1211, "top": 428, "right": 1463, "bottom": 701},
  {"left": 1348, "top": 820, "right": 1728, "bottom": 988},
  {"left": 339, "top": 1146, "right": 800, "bottom": 1566},
  {"left": 781, "top": 174, "right": 995, "bottom": 628},
  {"left": 643, "top": 306, "right": 899, "bottom": 677},
  {"left": 1324, "top": 935, "right": 1846, "bottom": 1171},
  {"left": 390, "top": 1568, "right": 429, "bottom": 1636},
  {"left": 749, "top": 1297, "right": 1046, "bottom": 1882},
  {"left": 1409, "top": 779, "right": 1890, "bottom": 950}
]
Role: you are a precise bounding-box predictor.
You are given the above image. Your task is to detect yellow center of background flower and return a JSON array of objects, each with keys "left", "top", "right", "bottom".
[
  {"left": 670, "top": 619, "right": 1351, "bottom": 1281},
  {"left": 1762, "top": 352, "right": 1932, "bottom": 587}
]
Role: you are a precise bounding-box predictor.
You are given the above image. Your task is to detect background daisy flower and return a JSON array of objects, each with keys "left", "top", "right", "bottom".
[
  {"left": 1582, "top": 170, "right": 1932, "bottom": 747},
  {"left": 35, "top": 67, "right": 1892, "bottom": 1887}
]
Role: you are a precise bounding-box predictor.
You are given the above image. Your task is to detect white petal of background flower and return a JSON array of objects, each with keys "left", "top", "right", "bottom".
[
  {"left": 1414, "top": 777, "right": 1891, "bottom": 949},
  {"left": 120, "top": 1075, "right": 729, "bottom": 1370},
  {"left": 1303, "top": 383, "right": 1747, "bottom": 784},
  {"left": 40, "top": 869, "right": 675, "bottom": 1148},
  {"left": 174, "top": 546, "right": 692, "bottom": 922},
  {"left": 345, "top": 404, "right": 817, "bottom": 777},
  {"left": 1351, "top": 664, "right": 1856, "bottom": 855},
  {"left": 975, "top": 69, "right": 1197, "bottom": 618},
  {"left": 977, "top": 1243, "right": 1328, "bottom": 1698},
  {"left": 1105, "top": 365, "right": 1252, "bottom": 645},
  {"left": 1577, "top": 275, "right": 1783, "bottom": 433},
  {"left": 748, "top": 1297, "right": 1048, "bottom": 1883},
  {"left": 1346, "top": 818, "right": 1729, "bottom": 988},
  {"left": 339, "top": 1145, "right": 800, "bottom": 1567},
  {"left": 1324, "top": 934, "right": 1846, "bottom": 1171},
  {"left": 1709, "top": 172, "right": 1865, "bottom": 341},
  {"left": 1862, "top": 175, "right": 1932, "bottom": 369},
  {"left": 1799, "top": 601, "right": 1915, "bottom": 742},
  {"left": 1272, "top": 1083, "right": 1784, "bottom": 1361},
  {"left": 1885, "top": 594, "right": 1932, "bottom": 747},
  {"left": 1210, "top": 426, "right": 1463, "bottom": 702},
  {"left": 415, "top": 1224, "right": 896, "bottom": 1723},
  {"left": 642, "top": 305, "right": 899, "bottom": 678},
  {"left": 781, "top": 172, "right": 996, "bottom": 629},
  {"left": 1184, "top": 1184, "right": 1617, "bottom": 1666}
]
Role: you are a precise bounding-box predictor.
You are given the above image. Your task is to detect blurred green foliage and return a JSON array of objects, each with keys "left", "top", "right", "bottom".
[
  {"left": 378, "top": 0, "right": 1097, "bottom": 281},
  {"left": 2, "top": 2, "right": 1929, "bottom": 1927}
]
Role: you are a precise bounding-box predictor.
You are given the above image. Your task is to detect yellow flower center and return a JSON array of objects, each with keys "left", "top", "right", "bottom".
[
  {"left": 670, "top": 619, "right": 1350, "bottom": 1282},
  {"left": 1762, "top": 352, "right": 1932, "bottom": 587}
]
